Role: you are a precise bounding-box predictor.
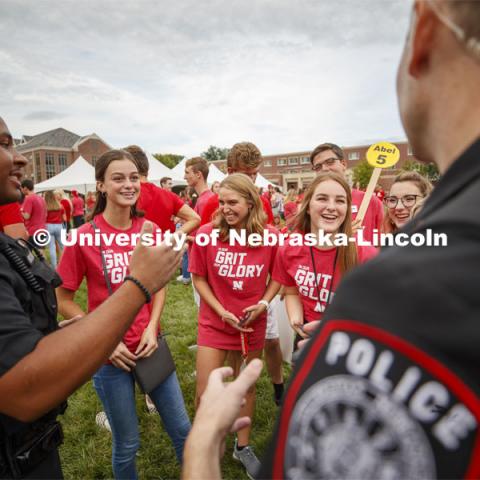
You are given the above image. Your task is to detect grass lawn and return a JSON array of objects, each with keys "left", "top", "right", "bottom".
[{"left": 59, "top": 279, "right": 290, "bottom": 479}]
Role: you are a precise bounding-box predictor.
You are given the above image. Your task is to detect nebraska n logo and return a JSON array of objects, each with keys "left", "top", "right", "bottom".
[{"left": 233, "top": 280, "right": 243, "bottom": 291}]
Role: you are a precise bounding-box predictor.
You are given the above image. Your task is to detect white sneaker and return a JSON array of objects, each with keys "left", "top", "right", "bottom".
[{"left": 95, "top": 411, "right": 111, "bottom": 432}]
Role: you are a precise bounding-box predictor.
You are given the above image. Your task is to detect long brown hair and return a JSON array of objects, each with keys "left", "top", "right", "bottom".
[
  {"left": 89, "top": 149, "right": 144, "bottom": 221},
  {"left": 213, "top": 173, "right": 266, "bottom": 243},
  {"left": 44, "top": 190, "right": 61, "bottom": 211},
  {"left": 293, "top": 172, "right": 358, "bottom": 274}
]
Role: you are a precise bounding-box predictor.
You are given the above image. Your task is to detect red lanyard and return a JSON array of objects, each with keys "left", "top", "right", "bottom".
[{"left": 240, "top": 332, "right": 249, "bottom": 370}]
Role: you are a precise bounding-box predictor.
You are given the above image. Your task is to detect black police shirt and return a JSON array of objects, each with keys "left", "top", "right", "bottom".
[
  {"left": 0, "top": 236, "right": 43, "bottom": 377},
  {"left": 259, "top": 139, "right": 480, "bottom": 479}
]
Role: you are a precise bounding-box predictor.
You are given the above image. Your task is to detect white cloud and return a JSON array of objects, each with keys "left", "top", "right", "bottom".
[{"left": 1, "top": 0, "right": 412, "bottom": 156}]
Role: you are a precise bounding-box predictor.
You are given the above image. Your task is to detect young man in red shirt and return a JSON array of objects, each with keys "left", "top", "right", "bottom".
[
  {"left": 124, "top": 146, "right": 199, "bottom": 235},
  {"left": 20, "top": 179, "right": 47, "bottom": 247},
  {"left": 310, "top": 142, "right": 384, "bottom": 243}
]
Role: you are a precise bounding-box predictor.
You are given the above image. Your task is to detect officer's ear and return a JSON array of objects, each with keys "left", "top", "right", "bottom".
[{"left": 408, "top": 0, "right": 438, "bottom": 78}]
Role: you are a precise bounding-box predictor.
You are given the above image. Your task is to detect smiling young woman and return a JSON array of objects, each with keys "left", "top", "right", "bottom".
[
  {"left": 56, "top": 149, "right": 191, "bottom": 479},
  {"left": 272, "top": 172, "right": 378, "bottom": 343}
]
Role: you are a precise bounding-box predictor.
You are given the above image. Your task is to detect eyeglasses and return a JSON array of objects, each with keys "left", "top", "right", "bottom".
[
  {"left": 426, "top": 0, "right": 480, "bottom": 60},
  {"left": 312, "top": 158, "right": 339, "bottom": 171},
  {"left": 384, "top": 195, "right": 422, "bottom": 209}
]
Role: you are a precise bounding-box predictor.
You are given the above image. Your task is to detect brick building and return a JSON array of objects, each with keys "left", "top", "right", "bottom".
[
  {"left": 212, "top": 140, "right": 417, "bottom": 191},
  {"left": 15, "top": 128, "right": 110, "bottom": 183}
]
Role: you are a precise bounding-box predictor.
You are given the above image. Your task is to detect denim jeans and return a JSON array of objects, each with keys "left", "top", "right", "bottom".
[
  {"left": 46, "top": 223, "right": 63, "bottom": 269},
  {"left": 93, "top": 366, "right": 191, "bottom": 479},
  {"left": 181, "top": 250, "right": 190, "bottom": 280}
]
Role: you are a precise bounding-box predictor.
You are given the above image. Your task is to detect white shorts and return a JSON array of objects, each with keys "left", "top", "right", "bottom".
[{"left": 265, "top": 303, "right": 280, "bottom": 340}]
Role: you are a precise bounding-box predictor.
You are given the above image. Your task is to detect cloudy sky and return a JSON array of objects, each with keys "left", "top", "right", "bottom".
[{"left": 1, "top": 0, "right": 412, "bottom": 157}]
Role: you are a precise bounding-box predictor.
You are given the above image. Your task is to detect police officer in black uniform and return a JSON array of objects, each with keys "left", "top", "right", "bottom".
[{"left": 0, "top": 116, "right": 183, "bottom": 478}]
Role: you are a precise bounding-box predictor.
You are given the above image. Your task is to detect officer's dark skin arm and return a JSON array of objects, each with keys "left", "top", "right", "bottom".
[{"left": 0, "top": 224, "right": 184, "bottom": 422}]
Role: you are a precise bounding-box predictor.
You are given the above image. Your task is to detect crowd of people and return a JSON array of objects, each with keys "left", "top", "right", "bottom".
[{"left": 1, "top": 0, "right": 479, "bottom": 478}]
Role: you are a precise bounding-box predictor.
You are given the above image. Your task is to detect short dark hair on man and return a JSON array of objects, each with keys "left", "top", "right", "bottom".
[
  {"left": 186, "top": 156, "right": 209, "bottom": 181},
  {"left": 21, "top": 179, "right": 34, "bottom": 191},
  {"left": 160, "top": 177, "right": 172, "bottom": 186},
  {"left": 310, "top": 143, "right": 345, "bottom": 165},
  {"left": 123, "top": 145, "right": 149, "bottom": 176}
]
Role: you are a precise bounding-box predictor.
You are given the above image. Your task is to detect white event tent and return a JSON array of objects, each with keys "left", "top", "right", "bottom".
[
  {"left": 34, "top": 156, "right": 96, "bottom": 194},
  {"left": 145, "top": 152, "right": 186, "bottom": 186},
  {"left": 255, "top": 173, "right": 275, "bottom": 189}
]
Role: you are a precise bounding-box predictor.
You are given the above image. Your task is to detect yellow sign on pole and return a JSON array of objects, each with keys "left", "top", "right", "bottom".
[{"left": 357, "top": 142, "right": 401, "bottom": 223}]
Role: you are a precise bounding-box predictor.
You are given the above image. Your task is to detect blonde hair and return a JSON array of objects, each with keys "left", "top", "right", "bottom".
[
  {"left": 45, "top": 190, "right": 61, "bottom": 211},
  {"left": 213, "top": 173, "right": 267, "bottom": 243},
  {"left": 294, "top": 172, "right": 358, "bottom": 275},
  {"left": 284, "top": 188, "right": 297, "bottom": 203}
]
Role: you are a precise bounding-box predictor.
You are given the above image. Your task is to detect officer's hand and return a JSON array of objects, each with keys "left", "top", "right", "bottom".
[
  {"left": 129, "top": 221, "right": 184, "bottom": 294},
  {"left": 109, "top": 342, "right": 137, "bottom": 371},
  {"left": 58, "top": 314, "right": 83, "bottom": 328}
]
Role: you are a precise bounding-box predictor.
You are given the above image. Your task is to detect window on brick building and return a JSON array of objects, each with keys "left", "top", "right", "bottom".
[
  {"left": 348, "top": 151, "right": 360, "bottom": 160},
  {"left": 46, "top": 153, "right": 56, "bottom": 179},
  {"left": 301, "top": 156, "right": 310, "bottom": 164},
  {"left": 407, "top": 145, "right": 413, "bottom": 156},
  {"left": 264, "top": 160, "right": 272, "bottom": 167},
  {"left": 35, "top": 153, "right": 41, "bottom": 183},
  {"left": 277, "top": 158, "right": 287, "bottom": 166},
  {"left": 59, "top": 153, "right": 67, "bottom": 171},
  {"left": 92, "top": 155, "right": 97, "bottom": 166},
  {"left": 288, "top": 157, "right": 299, "bottom": 165}
]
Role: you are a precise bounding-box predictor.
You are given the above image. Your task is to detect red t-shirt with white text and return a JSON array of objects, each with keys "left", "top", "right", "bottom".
[
  {"left": 273, "top": 240, "right": 377, "bottom": 323},
  {"left": 189, "top": 223, "right": 278, "bottom": 350},
  {"left": 22, "top": 194, "right": 47, "bottom": 236},
  {"left": 57, "top": 214, "right": 158, "bottom": 353},
  {"left": 137, "top": 182, "right": 184, "bottom": 232}
]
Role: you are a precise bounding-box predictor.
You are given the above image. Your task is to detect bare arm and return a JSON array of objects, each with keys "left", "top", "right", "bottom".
[
  {"left": 0, "top": 222, "right": 183, "bottom": 421},
  {"left": 22, "top": 211, "right": 31, "bottom": 220},
  {"left": 176, "top": 204, "right": 200, "bottom": 235},
  {"left": 284, "top": 286, "right": 305, "bottom": 330},
  {"left": 56, "top": 288, "right": 86, "bottom": 319},
  {"left": 3, "top": 223, "right": 28, "bottom": 240}
]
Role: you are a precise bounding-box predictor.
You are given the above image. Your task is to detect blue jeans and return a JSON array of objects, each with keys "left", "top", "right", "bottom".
[
  {"left": 93, "top": 366, "right": 191, "bottom": 479},
  {"left": 46, "top": 223, "right": 63, "bottom": 269},
  {"left": 181, "top": 250, "right": 190, "bottom": 280}
]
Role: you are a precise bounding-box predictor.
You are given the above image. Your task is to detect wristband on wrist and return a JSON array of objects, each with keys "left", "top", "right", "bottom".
[
  {"left": 124, "top": 275, "right": 152, "bottom": 304},
  {"left": 258, "top": 299, "right": 269, "bottom": 309}
]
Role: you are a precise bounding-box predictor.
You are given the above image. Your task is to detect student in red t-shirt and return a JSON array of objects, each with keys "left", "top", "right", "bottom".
[
  {"left": 189, "top": 173, "right": 280, "bottom": 478},
  {"left": 199, "top": 143, "right": 282, "bottom": 407},
  {"left": 310, "top": 142, "right": 384, "bottom": 242},
  {"left": 0, "top": 202, "right": 27, "bottom": 239},
  {"left": 85, "top": 191, "right": 96, "bottom": 216},
  {"left": 20, "top": 179, "right": 47, "bottom": 246},
  {"left": 70, "top": 190, "right": 85, "bottom": 228},
  {"left": 44, "top": 190, "right": 65, "bottom": 268},
  {"left": 273, "top": 172, "right": 377, "bottom": 342},
  {"left": 56, "top": 149, "right": 191, "bottom": 478},
  {"left": 56, "top": 189, "right": 72, "bottom": 232}
]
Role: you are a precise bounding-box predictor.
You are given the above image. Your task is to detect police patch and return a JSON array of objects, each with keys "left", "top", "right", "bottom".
[{"left": 274, "top": 321, "right": 480, "bottom": 479}]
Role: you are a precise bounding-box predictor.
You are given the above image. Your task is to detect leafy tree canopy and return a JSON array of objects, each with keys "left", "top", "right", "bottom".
[
  {"left": 401, "top": 159, "right": 440, "bottom": 182},
  {"left": 152, "top": 153, "right": 184, "bottom": 169},
  {"left": 201, "top": 145, "right": 229, "bottom": 162},
  {"left": 352, "top": 160, "right": 374, "bottom": 190}
]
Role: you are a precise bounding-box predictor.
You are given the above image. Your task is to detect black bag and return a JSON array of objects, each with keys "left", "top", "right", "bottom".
[
  {"left": 133, "top": 335, "right": 176, "bottom": 394},
  {"left": 91, "top": 220, "right": 176, "bottom": 394}
]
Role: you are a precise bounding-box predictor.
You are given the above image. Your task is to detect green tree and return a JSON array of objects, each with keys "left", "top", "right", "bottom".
[
  {"left": 401, "top": 159, "right": 440, "bottom": 182},
  {"left": 352, "top": 160, "right": 374, "bottom": 190},
  {"left": 152, "top": 153, "right": 184, "bottom": 169},
  {"left": 201, "top": 145, "right": 229, "bottom": 162}
]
